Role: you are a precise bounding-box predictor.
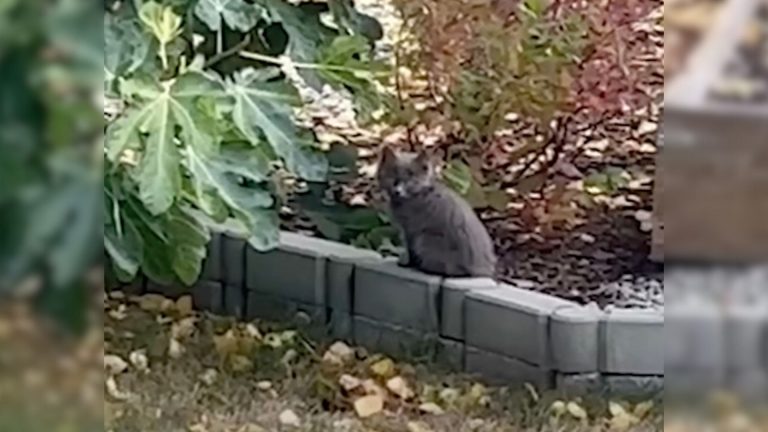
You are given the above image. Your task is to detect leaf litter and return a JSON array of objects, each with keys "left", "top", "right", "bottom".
[{"left": 103, "top": 293, "right": 663, "bottom": 431}]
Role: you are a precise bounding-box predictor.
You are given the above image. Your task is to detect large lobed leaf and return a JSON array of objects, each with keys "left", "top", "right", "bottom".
[
  {"left": 195, "top": 0, "right": 263, "bottom": 32},
  {"left": 228, "top": 67, "right": 327, "bottom": 181},
  {"left": 106, "top": 73, "right": 224, "bottom": 215}
]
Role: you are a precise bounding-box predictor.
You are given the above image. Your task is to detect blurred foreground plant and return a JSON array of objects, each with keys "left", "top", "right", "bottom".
[{"left": 0, "top": 0, "right": 102, "bottom": 330}]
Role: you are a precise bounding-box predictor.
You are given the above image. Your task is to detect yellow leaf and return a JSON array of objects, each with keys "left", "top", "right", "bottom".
[
  {"left": 609, "top": 401, "right": 627, "bottom": 417},
  {"left": 386, "top": 376, "right": 415, "bottom": 400},
  {"left": 550, "top": 400, "right": 566, "bottom": 416},
  {"left": 524, "top": 383, "right": 539, "bottom": 402},
  {"left": 407, "top": 421, "right": 433, "bottom": 432},
  {"left": 566, "top": 401, "right": 587, "bottom": 420},
  {"left": 609, "top": 413, "right": 637, "bottom": 432},
  {"left": 353, "top": 395, "right": 384, "bottom": 418},
  {"left": 137, "top": 294, "right": 173, "bottom": 313},
  {"left": 418, "top": 402, "right": 444, "bottom": 415},
  {"left": 633, "top": 400, "right": 654, "bottom": 418},
  {"left": 175, "top": 295, "right": 193, "bottom": 317},
  {"left": 439, "top": 388, "right": 460, "bottom": 405},
  {"left": 370, "top": 358, "right": 396, "bottom": 379},
  {"left": 213, "top": 329, "right": 239, "bottom": 357}
]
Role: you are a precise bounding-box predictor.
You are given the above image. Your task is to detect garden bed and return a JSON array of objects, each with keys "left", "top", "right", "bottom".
[{"left": 125, "top": 230, "right": 664, "bottom": 397}]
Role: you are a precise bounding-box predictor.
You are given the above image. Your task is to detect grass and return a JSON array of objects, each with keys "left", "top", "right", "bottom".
[{"left": 104, "top": 292, "right": 663, "bottom": 432}]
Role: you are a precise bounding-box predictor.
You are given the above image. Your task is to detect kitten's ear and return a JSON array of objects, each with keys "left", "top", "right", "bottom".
[{"left": 415, "top": 149, "right": 433, "bottom": 168}]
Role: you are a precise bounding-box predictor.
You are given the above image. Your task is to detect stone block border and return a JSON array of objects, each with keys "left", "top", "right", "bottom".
[{"left": 121, "top": 231, "right": 664, "bottom": 397}]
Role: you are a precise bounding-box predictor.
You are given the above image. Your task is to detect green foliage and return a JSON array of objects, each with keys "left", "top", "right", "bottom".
[
  {"left": 104, "top": 0, "right": 385, "bottom": 286},
  {"left": 450, "top": 4, "right": 587, "bottom": 143}
]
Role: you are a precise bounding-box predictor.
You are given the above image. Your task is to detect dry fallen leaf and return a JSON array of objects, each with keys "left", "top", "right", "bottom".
[
  {"left": 550, "top": 400, "right": 566, "bottom": 416},
  {"left": 439, "top": 388, "right": 460, "bottom": 405},
  {"left": 169, "top": 338, "right": 185, "bottom": 359},
  {"left": 108, "top": 304, "right": 128, "bottom": 321},
  {"left": 339, "top": 374, "right": 363, "bottom": 392},
  {"left": 386, "top": 376, "right": 415, "bottom": 400},
  {"left": 229, "top": 355, "right": 253, "bottom": 372},
  {"left": 175, "top": 295, "right": 194, "bottom": 317},
  {"left": 567, "top": 401, "right": 588, "bottom": 420},
  {"left": 106, "top": 376, "right": 132, "bottom": 401},
  {"left": 213, "top": 329, "right": 239, "bottom": 357},
  {"left": 256, "top": 380, "right": 273, "bottom": 391},
  {"left": 104, "top": 354, "right": 129, "bottom": 375},
  {"left": 407, "top": 421, "right": 434, "bottom": 432},
  {"left": 129, "top": 350, "right": 149, "bottom": 372},
  {"left": 362, "top": 379, "right": 387, "bottom": 398},
  {"left": 138, "top": 294, "right": 174, "bottom": 313},
  {"left": 633, "top": 400, "right": 655, "bottom": 418},
  {"left": 237, "top": 424, "right": 267, "bottom": 432},
  {"left": 353, "top": 395, "right": 384, "bottom": 418},
  {"left": 199, "top": 368, "right": 218, "bottom": 386},
  {"left": 418, "top": 402, "right": 445, "bottom": 415},
  {"left": 172, "top": 317, "right": 197, "bottom": 340},
  {"left": 324, "top": 341, "right": 355, "bottom": 365},
  {"left": 278, "top": 409, "right": 301, "bottom": 427},
  {"left": 370, "top": 358, "right": 396, "bottom": 378}
]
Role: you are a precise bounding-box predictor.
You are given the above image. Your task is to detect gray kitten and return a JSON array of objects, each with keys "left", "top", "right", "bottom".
[{"left": 377, "top": 147, "right": 497, "bottom": 278}]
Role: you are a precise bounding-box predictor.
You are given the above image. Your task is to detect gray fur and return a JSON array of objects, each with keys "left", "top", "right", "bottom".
[{"left": 377, "top": 148, "right": 497, "bottom": 277}]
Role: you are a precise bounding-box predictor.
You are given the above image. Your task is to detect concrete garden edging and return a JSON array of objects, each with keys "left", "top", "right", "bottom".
[{"left": 131, "top": 231, "right": 664, "bottom": 396}]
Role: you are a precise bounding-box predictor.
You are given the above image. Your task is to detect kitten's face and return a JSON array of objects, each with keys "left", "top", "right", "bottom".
[{"left": 377, "top": 148, "right": 435, "bottom": 200}]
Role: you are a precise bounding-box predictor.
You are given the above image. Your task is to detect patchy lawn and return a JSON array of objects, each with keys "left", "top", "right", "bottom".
[{"left": 105, "top": 292, "right": 662, "bottom": 432}]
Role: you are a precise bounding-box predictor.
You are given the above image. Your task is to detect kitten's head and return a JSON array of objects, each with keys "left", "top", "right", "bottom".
[{"left": 377, "top": 147, "right": 435, "bottom": 200}]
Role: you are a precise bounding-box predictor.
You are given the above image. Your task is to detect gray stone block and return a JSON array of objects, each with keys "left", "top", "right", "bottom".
[
  {"left": 328, "top": 310, "right": 354, "bottom": 340},
  {"left": 245, "top": 232, "right": 379, "bottom": 309},
  {"left": 555, "top": 373, "right": 602, "bottom": 395},
  {"left": 222, "top": 235, "right": 246, "bottom": 288},
  {"left": 724, "top": 303, "right": 768, "bottom": 370},
  {"left": 352, "top": 316, "right": 441, "bottom": 361},
  {"left": 465, "top": 283, "right": 573, "bottom": 367},
  {"left": 354, "top": 260, "right": 442, "bottom": 331},
  {"left": 245, "top": 246, "right": 319, "bottom": 305},
  {"left": 245, "top": 291, "right": 325, "bottom": 326},
  {"left": 192, "top": 280, "right": 224, "bottom": 314},
  {"left": 465, "top": 347, "right": 553, "bottom": 389},
  {"left": 435, "top": 337, "right": 465, "bottom": 371},
  {"left": 201, "top": 233, "right": 222, "bottom": 281},
  {"left": 122, "top": 275, "right": 146, "bottom": 296},
  {"left": 440, "top": 278, "right": 498, "bottom": 341},
  {"left": 665, "top": 302, "right": 724, "bottom": 371},
  {"left": 602, "top": 375, "right": 663, "bottom": 398},
  {"left": 223, "top": 284, "right": 245, "bottom": 319},
  {"left": 146, "top": 280, "right": 187, "bottom": 298},
  {"left": 602, "top": 309, "right": 664, "bottom": 375},
  {"left": 551, "top": 305, "right": 601, "bottom": 373}
]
